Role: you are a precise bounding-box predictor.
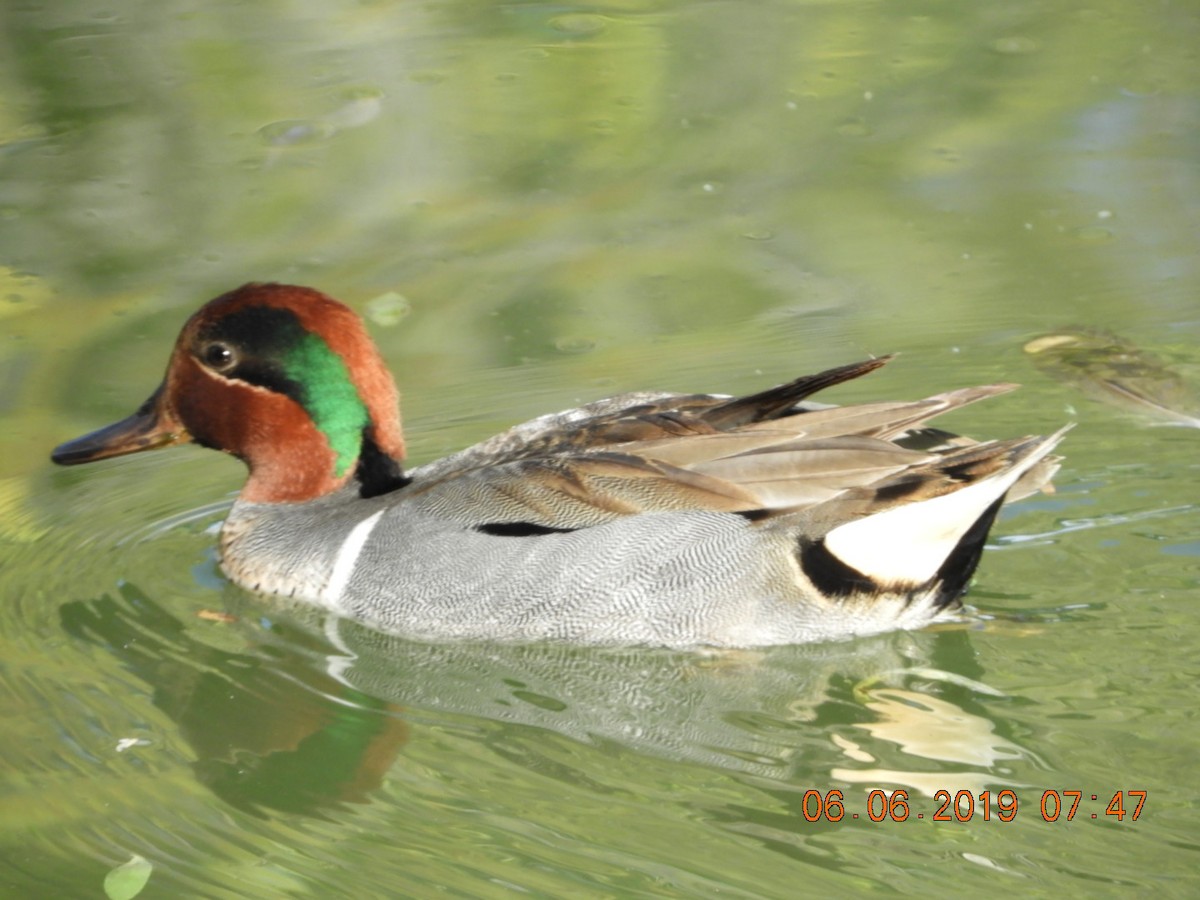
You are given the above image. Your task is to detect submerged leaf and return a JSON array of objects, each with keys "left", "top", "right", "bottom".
[{"left": 103, "top": 854, "right": 152, "bottom": 900}]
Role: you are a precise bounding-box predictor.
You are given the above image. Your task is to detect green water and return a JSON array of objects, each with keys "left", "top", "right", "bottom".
[{"left": 3, "top": 0, "right": 1198, "bottom": 896}]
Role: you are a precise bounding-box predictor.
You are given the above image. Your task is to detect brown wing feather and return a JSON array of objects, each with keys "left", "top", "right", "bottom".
[
  {"left": 404, "top": 358, "right": 1055, "bottom": 530},
  {"left": 407, "top": 452, "right": 761, "bottom": 527}
]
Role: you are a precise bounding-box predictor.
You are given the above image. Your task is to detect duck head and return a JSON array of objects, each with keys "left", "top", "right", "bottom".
[{"left": 51, "top": 283, "right": 409, "bottom": 503}]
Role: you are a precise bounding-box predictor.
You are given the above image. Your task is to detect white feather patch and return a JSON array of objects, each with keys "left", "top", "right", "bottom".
[
  {"left": 322, "top": 510, "right": 384, "bottom": 608},
  {"left": 824, "top": 430, "right": 1066, "bottom": 586}
]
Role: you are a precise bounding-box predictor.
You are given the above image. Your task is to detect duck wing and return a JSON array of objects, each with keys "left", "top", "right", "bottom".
[{"left": 402, "top": 357, "right": 1059, "bottom": 532}]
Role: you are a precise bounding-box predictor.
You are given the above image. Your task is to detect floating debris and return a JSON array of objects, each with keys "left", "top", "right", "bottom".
[
  {"left": 1024, "top": 328, "right": 1200, "bottom": 427},
  {"left": 257, "top": 119, "right": 333, "bottom": 147},
  {"left": 196, "top": 609, "right": 238, "bottom": 624},
  {"left": 258, "top": 88, "right": 385, "bottom": 165}
]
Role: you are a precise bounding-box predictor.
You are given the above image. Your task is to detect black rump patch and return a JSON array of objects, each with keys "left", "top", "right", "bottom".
[
  {"left": 798, "top": 537, "right": 877, "bottom": 598},
  {"left": 930, "top": 495, "right": 1005, "bottom": 602}
]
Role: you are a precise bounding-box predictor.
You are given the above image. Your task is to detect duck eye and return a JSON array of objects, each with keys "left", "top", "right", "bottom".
[{"left": 201, "top": 342, "right": 237, "bottom": 372}]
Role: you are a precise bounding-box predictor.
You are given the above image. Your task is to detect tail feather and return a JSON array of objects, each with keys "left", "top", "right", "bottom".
[
  {"left": 701, "top": 356, "right": 894, "bottom": 427},
  {"left": 818, "top": 426, "right": 1069, "bottom": 589}
]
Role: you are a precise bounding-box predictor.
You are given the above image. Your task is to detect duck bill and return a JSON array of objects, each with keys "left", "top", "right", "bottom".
[{"left": 51, "top": 385, "right": 191, "bottom": 466}]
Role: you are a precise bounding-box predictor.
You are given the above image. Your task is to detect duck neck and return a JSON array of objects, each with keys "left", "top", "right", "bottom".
[
  {"left": 237, "top": 412, "right": 409, "bottom": 504},
  {"left": 171, "top": 356, "right": 409, "bottom": 504}
]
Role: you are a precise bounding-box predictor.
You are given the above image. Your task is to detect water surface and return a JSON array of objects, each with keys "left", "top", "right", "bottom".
[{"left": 2, "top": 0, "right": 1198, "bottom": 895}]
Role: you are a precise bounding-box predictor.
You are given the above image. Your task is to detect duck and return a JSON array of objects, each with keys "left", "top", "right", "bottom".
[{"left": 52, "top": 283, "right": 1066, "bottom": 648}]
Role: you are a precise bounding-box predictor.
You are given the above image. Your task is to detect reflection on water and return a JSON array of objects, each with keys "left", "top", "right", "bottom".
[
  {"left": 60, "top": 585, "right": 409, "bottom": 816},
  {"left": 58, "top": 582, "right": 1037, "bottom": 818},
  {"left": 832, "top": 687, "right": 1029, "bottom": 797}
]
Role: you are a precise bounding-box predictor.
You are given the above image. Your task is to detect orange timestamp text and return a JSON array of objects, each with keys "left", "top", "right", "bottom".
[{"left": 797, "top": 789, "right": 1146, "bottom": 823}]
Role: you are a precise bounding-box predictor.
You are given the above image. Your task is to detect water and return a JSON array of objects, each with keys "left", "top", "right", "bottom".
[{"left": 3, "top": 0, "right": 1199, "bottom": 895}]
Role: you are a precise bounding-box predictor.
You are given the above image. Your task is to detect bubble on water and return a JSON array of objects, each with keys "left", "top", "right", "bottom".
[
  {"left": 410, "top": 70, "right": 448, "bottom": 84},
  {"left": 741, "top": 229, "right": 775, "bottom": 242},
  {"left": 554, "top": 335, "right": 596, "bottom": 355},
  {"left": 342, "top": 85, "right": 384, "bottom": 101},
  {"left": 1073, "top": 225, "right": 1113, "bottom": 243},
  {"left": 697, "top": 181, "right": 724, "bottom": 196},
  {"left": 836, "top": 117, "right": 872, "bottom": 137},
  {"left": 324, "top": 88, "right": 384, "bottom": 130},
  {"left": 549, "top": 13, "right": 608, "bottom": 36},
  {"left": 365, "top": 292, "right": 412, "bottom": 327},
  {"left": 990, "top": 36, "right": 1038, "bottom": 55},
  {"left": 257, "top": 120, "right": 333, "bottom": 147}
]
